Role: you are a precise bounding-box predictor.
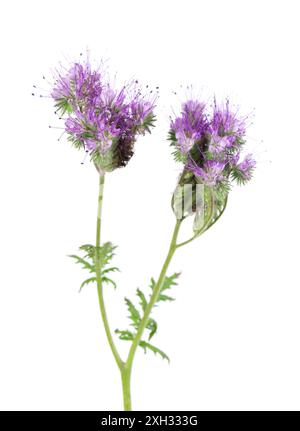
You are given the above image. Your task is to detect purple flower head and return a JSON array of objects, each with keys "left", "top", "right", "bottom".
[
  {"left": 211, "top": 99, "right": 246, "bottom": 138},
  {"left": 50, "top": 56, "right": 156, "bottom": 172},
  {"left": 52, "top": 60, "right": 103, "bottom": 114},
  {"left": 170, "top": 99, "right": 208, "bottom": 154},
  {"left": 232, "top": 154, "right": 256, "bottom": 184},
  {"left": 169, "top": 96, "right": 255, "bottom": 189}
]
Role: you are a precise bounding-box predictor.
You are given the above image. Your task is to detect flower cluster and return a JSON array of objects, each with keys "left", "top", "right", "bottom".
[
  {"left": 51, "top": 58, "right": 156, "bottom": 172},
  {"left": 169, "top": 99, "right": 255, "bottom": 188}
]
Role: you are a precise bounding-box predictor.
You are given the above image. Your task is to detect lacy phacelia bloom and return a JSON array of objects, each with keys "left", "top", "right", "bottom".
[
  {"left": 170, "top": 100, "right": 207, "bottom": 154},
  {"left": 51, "top": 58, "right": 156, "bottom": 172},
  {"left": 169, "top": 98, "right": 255, "bottom": 188}
]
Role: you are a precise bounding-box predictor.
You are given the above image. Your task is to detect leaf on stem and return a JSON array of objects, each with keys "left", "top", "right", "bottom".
[
  {"left": 115, "top": 329, "right": 134, "bottom": 341},
  {"left": 125, "top": 298, "right": 141, "bottom": 330},
  {"left": 69, "top": 242, "right": 119, "bottom": 291},
  {"left": 139, "top": 340, "right": 170, "bottom": 362},
  {"left": 79, "top": 276, "right": 97, "bottom": 291},
  {"left": 150, "top": 272, "right": 180, "bottom": 302},
  {"left": 136, "top": 288, "right": 148, "bottom": 311},
  {"left": 146, "top": 318, "right": 158, "bottom": 340}
]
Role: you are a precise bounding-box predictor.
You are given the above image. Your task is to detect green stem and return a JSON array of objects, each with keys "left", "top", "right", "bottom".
[
  {"left": 95, "top": 174, "right": 123, "bottom": 370},
  {"left": 122, "top": 219, "right": 182, "bottom": 410},
  {"left": 121, "top": 366, "right": 132, "bottom": 411}
]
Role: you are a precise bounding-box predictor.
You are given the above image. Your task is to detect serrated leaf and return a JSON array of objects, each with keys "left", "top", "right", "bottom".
[
  {"left": 69, "top": 255, "right": 95, "bottom": 273},
  {"left": 139, "top": 340, "right": 170, "bottom": 362},
  {"left": 70, "top": 241, "right": 119, "bottom": 291},
  {"left": 115, "top": 329, "right": 134, "bottom": 341},
  {"left": 79, "top": 244, "right": 96, "bottom": 260},
  {"left": 102, "top": 276, "right": 117, "bottom": 289},
  {"left": 149, "top": 277, "right": 156, "bottom": 291},
  {"left": 125, "top": 298, "right": 141, "bottom": 330},
  {"left": 79, "top": 276, "right": 97, "bottom": 291},
  {"left": 136, "top": 288, "right": 148, "bottom": 312},
  {"left": 157, "top": 294, "right": 175, "bottom": 302},
  {"left": 98, "top": 242, "right": 118, "bottom": 266},
  {"left": 102, "top": 267, "right": 120, "bottom": 275},
  {"left": 150, "top": 273, "right": 179, "bottom": 303},
  {"left": 161, "top": 273, "right": 180, "bottom": 291}
]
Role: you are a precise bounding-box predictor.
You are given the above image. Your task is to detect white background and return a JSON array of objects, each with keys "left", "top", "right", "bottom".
[{"left": 0, "top": 0, "right": 299, "bottom": 411}]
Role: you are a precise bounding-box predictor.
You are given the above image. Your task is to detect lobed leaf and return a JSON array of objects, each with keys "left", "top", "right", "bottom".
[
  {"left": 102, "top": 276, "right": 117, "bottom": 289},
  {"left": 115, "top": 329, "right": 134, "bottom": 341},
  {"left": 125, "top": 298, "right": 141, "bottom": 330},
  {"left": 139, "top": 340, "right": 170, "bottom": 362},
  {"left": 79, "top": 276, "right": 97, "bottom": 291},
  {"left": 68, "top": 254, "right": 95, "bottom": 273},
  {"left": 136, "top": 288, "right": 148, "bottom": 312}
]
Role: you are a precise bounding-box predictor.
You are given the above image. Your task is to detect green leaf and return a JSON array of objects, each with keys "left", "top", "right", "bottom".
[
  {"left": 146, "top": 318, "right": 158, "bottom": 340},
  {"left": 70, "top": 242, "right": 119, "bottom": 291},
  {"left": 125, "top": 298, "right": 141, "bottom": 330},
  {"left": 157, "top": 294, "right": 175, "bottom": 302},
  {"left": 150, "top": 272, "right": 179, "bottom": 302},
  {"left": 79, "top": 244, "right": 96, "bottom": 260},
  {"left": 68, "top": 255, "right": 95, "bottom": 273},
  {"left": 149, "top": 277, "right": 156, "bottom": 291},
  {"left": 79, "top": 276, "right": 97, "bottom": 291},
  {"left": 102, "top": 267, "right": 120, "bottom": 275},
  {"left": 102, "top": 276, "right": 117, "bottom": 289},
  {"left": 98, "top": 242, "right": 118, "bottom": 266},
  {"left": 136, "top": 288, "right": 148, "bottom": 312},
  {"left": 115, "top": 329, "right": 134, "bottom": 341},
  {"left": 139, "top": 340, "right": 170, "bottom": 362},
  {"left": 160, "top": 273, "right": 180, "bottom": 293}
]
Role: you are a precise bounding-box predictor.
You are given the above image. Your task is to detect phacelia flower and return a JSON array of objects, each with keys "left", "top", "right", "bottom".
[
  {"left": 233, "top": 154, "right": 256, "bottom": 184},
  {"left": 169, "top": 98, "right": 254, "bottom": 187},
  {"left": 51, "top": 57, "right": 156, "bottom": 172},
  {"left": 170, "top": 100, "right": 208, "bottom": 154},
  {"left": 169, "top": 97, "right": 255, "bottom": 220}
]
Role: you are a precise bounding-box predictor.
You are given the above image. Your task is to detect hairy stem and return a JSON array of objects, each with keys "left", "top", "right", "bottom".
[{"left": 95, "top": 174, "right": 123, "bottom": 370}]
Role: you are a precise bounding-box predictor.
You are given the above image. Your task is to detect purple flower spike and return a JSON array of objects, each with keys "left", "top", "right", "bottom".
[
  {"left": 51, "top": 56, "right": 156, "bottom": 172},
  {"left": 169, "top": 97, "right": 255, "bottom": 188}
]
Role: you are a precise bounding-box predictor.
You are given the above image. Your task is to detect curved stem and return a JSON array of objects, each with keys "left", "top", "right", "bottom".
[
  {"left": 124, "top": 220, "right": 182, "bottom": 380},
  {"left": 204, "top": 195, "right": 228, "bottom": 233},
  {"left": 95, "top": 174, "right": 123, "bottom": 370}
]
